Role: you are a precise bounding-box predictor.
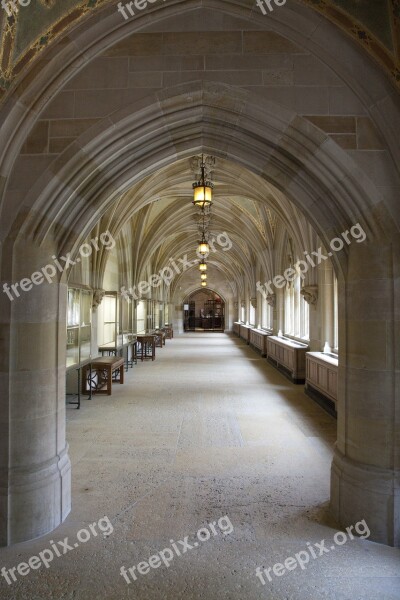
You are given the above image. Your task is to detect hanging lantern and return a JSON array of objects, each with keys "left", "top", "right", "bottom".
[
  {"left": 199, "top": 260, "right": 207, "bottom": 272},
  {"left": 201, "top": 281, "right": 207, "bottom": 287},
  {"left": 200, "top": 273, "right": 207, "bottom": 281},
  {"left": 197, "top": 233, "right": 210, "bottom": 256},
  {"left": 192, "top": 155, "right": 213, "bottom": 209}
]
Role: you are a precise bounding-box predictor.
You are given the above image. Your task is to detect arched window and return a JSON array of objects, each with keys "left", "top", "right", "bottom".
[
  {"left": 284, "top": 274, "right": 309, "bottom": 340},
  {"left": 249, "top": 303, "right": 255, "bottom": 326}
]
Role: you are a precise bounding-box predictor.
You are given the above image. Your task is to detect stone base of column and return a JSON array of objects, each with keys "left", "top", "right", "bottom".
[
  {"left": 331, "top": 447, "right": 399, "bottom": 547},
  {"left": 6, "top": 445, "right": 71, "bottom": 546}
]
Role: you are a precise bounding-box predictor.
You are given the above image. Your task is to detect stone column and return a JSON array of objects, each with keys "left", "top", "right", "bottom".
[
  {"left": 245, "top": 290, "right": 250, "bottom": 325},
  {"left": 300, "top": 284, "right": 319, "bottom": 350},
  {"left": 91, "top": 289, "right": 104, "bottom": 357},
  {"left": 174, "top": 305, "right": 184, "bottom": 333},
  {"left": 257, "top": 295, "right": 262, "bottom": 329},
  {"left": 233, "top": 300, "right": 239, "bottom": 326},
  {"left": 266, "top": 292, "right": 276, "bottom": 331},
  {"left": 0, "top": 242, "right": 71, "bottom": 545},
  {"left": 275, "top": 287, "right": 284, "bottom": 335},
  {"left": 331, "top": 238, "right": 400, "bottom": 546},
  {"left": 250, "top": 295, "right": 258, "bottom": 328}
]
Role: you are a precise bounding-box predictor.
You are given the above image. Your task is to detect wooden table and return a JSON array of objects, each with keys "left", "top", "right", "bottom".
[
  {"left": 136, "top": 335, "right": 156, "bottom": 361},
  {"left": 82, "top": 357, "right": 124, "bottom": 395},
  {"left": 98, "top": 342, "right": 123, "bottom": 359},
  {"left": 163, "top": 326, "right": 173, "bottom": 339},
  {"left": 99, "top": 339, "right": 137, "bottom": 371},
  {"left": 153, "top": 330, "right": 166, "bottom": 348}
]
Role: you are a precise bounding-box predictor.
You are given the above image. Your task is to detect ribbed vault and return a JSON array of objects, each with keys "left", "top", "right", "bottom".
[
  {"left": 6, "top": 82, "right": 389, "bottom": 277},
  {"left": 94, "top": 155, "right": 318, "bottom": 299}
]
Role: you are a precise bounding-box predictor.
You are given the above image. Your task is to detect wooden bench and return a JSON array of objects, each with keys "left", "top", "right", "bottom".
[{"left": 82, "top": 357, "right": 124, "bottom": 395}]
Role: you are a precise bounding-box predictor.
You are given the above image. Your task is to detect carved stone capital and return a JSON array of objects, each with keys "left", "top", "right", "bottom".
[
  {"left": 300, "top": 285, "right": 318, "bottom": 306},
  {"left": 250, "top": 297, "right": 257, "bottom": 309},
  {"left": 266, "top": 293, "right": 276, "bottom": 308},
  {"left": 92, "top": 289, "right": 105, "bottom": 311}
]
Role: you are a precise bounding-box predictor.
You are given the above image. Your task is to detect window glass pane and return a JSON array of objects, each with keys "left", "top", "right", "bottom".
[
  {"left": 333, "top": 275, "right": 339, "bottom": 350},
  {"left": 249, "top": 304, "right": 255, "bottom": 326},
  {"left": 284, "top": 275, "right": 309, "bottom": 340}
]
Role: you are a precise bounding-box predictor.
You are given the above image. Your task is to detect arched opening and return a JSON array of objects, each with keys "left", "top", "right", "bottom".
[
  {"left": 1, "top": 84, "right": 398, "bottom": 547},
  {"left": 0, "top": 1, "right": 398, "bottom": 557},
  {"left": 183, "top": 288, "right": 226, "bottom": 332}
]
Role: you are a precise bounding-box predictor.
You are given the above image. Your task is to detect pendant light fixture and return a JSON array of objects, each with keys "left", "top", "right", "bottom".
[
  {"left": 200, "top": 272, "right": 207, "bottom": 281},
  {"left": 201, "top": 281, "right": 207, "bottom": 287},
  {"left": 197, "top": 204, "right": 210, "bottom": 256},
  {"left": 199, "top": 260, "right": 207, "bottom": 272},
  {"left": 192, "top": 154, "right": 213, "bottom": 209},
  {"left": 197, "top": 233, "right": 210, "bottom": 256}
]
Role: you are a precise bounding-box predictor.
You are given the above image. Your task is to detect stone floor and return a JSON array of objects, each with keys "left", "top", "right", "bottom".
[{"left": 1, "top": 333, "right": 399, "bottom": 599}]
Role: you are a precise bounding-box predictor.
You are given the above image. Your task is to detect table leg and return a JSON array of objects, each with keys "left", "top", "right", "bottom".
[
  {"left": 77, "top": 367, "right": 81, "bottom": 410},
  {"left": 132, "top": 343, "right": 136, "bottom": 366},
  {"left": 82, "top": 365, "right": 87, "bottom": 394},
  {"left": 107, "top": 366, "right": 112, "bottom": 395},
  {"left": 89, "top": 364, "right": 93, "bottom": 399}
]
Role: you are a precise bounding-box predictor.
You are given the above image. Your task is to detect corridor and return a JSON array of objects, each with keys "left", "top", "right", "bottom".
[{"left": 1, "top": 333, "right": 398, "bottom": 599}]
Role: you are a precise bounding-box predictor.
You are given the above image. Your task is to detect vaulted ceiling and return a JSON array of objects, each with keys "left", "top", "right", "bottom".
[{"left": 96, "top": 155, "right": 316, "bottom": 298}]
